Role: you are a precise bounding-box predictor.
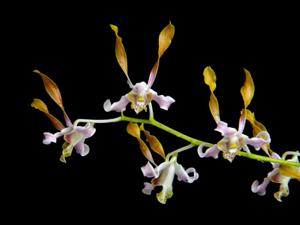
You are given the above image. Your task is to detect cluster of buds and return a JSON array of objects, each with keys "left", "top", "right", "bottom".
[{"left": 32, "top": 22, "right": 300, "bottom": 204}]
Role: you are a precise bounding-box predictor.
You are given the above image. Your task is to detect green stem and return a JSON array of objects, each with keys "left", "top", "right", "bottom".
[{"left": 120, "top": 115, "right": 300, "bottom": 168}]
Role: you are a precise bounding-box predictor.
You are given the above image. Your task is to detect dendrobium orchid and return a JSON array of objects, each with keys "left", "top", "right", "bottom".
[
  {"left": 251, "top": 151, "right": 300, "bottom": 202},
  {"left": 141, "top": 155, "right": 199, "bottom": 204},
  {"left": 104, "top": 22, "right": 175, "bottom": 114},
  {"left": 198, "top": 67, "right": 271, "bottom": 162},
  {"left": 198, "top": 119, "right": 271, "bottom": 162},
  {"left": 31, "top": 70, "right": 96, "bottom": 163}
]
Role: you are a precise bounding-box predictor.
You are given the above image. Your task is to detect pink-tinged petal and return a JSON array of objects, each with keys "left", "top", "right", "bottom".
[
  {"left": 103, "top": 95, "right": 129, "bottom": 112},
  {"left": 43, "top": 132, "right": 57, "bottom": 145},
  {"left": 141, "top": 162, "right": 156, "bottom": 178},
  {"left": 75, "top": 125, "right": 96, "bottom": 138},
  {"left": 175, "top": 163, "right": 199, "bottom": 183},
  {"left": 246, "top": 136, "right": 270, "bottom": 151},
  {"left": 238, "top": 111, "right": 246, "bottom": 133},
  {"left": 152, "top": 93, "right": 175, "bottom": 110},
  {"left": 198, "top": 144, "right": 220, "bottom": 159},
  {"left": 252, "top": 167, "right": 279, "bottom": 196},
  {"left": 142, "top": 182, "right": 154, "bottom": 195},
  {"left": 215, "top": 121, "right": 237, "bottom": 137},
  {"left": 251, "top": 179, "right": 270, "bottom": 196},
  {"left": 75, "top": 142, "right": 90, "bottom": 156}
]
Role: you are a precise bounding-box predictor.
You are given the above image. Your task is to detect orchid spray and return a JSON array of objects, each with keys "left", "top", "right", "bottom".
[{"left": 31, "top": 22, "right": 300, "bottom": 204}]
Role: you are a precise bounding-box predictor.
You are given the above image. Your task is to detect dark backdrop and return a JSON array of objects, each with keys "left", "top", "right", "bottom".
[{"left": 6, "top": 7, "right": 299, "bottom": 223}]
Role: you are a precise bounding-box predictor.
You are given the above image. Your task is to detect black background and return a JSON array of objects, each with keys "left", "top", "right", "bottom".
[{"left": 6, "top": 4, "right": 300, "bottom": 223}]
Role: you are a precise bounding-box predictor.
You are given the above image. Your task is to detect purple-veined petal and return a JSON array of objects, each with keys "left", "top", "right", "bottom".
[
  {"left": 197, "top": 144, "right": 220, "bottom": 159},
  {"left": 142, "top": 182, "right": 154, "bottom": 195},
  {"left": 75, "top": 142, "right": 90, "bottom": 156},
  {"left": 152, "top": 92, "right": 175, "bottom": 110},
  {"left": 141, "top": 162, "right": 156, "bottom": 178},
  {"left": 43, "top": 132, "right": 57, "bottom": 145},
  {"left": 103, "top": 95, "right": 129, "bottom": 112},
  {"left": 215, "top": 121, "right": 237, "bottom": 137},
  {"left": 246, "top": 136, "right": 270, "bottom": 151},
  {"left": 175, "top": 163, "right": 199, "bottom": 183}
]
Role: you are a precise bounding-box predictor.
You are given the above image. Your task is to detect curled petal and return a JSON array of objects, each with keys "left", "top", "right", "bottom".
[
  {"left": 215, "top": 121, "right": 237, "bottom": 137},
  {"left": 175, "top": 164, "right": 199, "bottom": 183},
  {"left": 252, "top": 167, "right": 279, "bottom": 196},
  {"left": 274, "top": 182, "right": 290, "bottom": 202},
  {"left": 141, "top": 162, "right": 156, "bottom": 178},
  {"left": 152, "top": 93, "right": 175, "bottom": 110},
  {"left": 142, "top": 182, "right": 154, "bottom": 195},
  {"left": 198, "top": 144, "right": 220, "bottom": 159},
  {"left": 103, "top": 95, "right": 129, "bottom": 112},
  {"left": 75, "top": 142, "right": 90, "bottom": 156},
  {"left": 251, "top": 178, "right": 270, "bottom": 196},
  {"left": 60, "top": 142, "right": 74, "bottom": 163},
  {"left": 43, "top": 132, "right": 57, "bottom": 145}
]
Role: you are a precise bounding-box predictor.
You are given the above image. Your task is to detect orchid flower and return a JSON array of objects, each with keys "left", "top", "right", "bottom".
[
  {"left": 104, "top": 22, "right": 175, "bottom": 114},
  {"left": 31, "top": 70, "right": 96, "bottom": 163},
  {"left": 141, "top": 155, "right": 199, "bottom": 204},
  {"left": 198, "top": 67, "right": 271, "bottom": 162},
  {"left": 251, "top": 151, "right": 300, "bottom": 202}
]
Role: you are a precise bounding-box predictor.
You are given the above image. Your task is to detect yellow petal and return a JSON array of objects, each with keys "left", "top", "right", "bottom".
[
  {"left": 148, "top": 22, "right": 175, "bottom": 87},
  {"left": 31, "top": 98, "right": 65, "bottom": 130},
  {"left": 244, "top": 109, "right": 267, "bottom": 136},
  {"left": 209, "top": 93, "right": 220, "bottom": 124},
  {"left": 60, "top": 142, "right": 73, "bottom": 163},
  {"left": 244, "top": 109, "right": 272, "bottom": 155},
  {"left": 279, "top": 165, "right": 300, "bottom": 179},
  {"left": 138, "top": 139, "right": 155, "bottom": 164},
  {"left": 110, "top": 24, "right": 132, "bottom": 85},
  {"left": 158, "top": 22, "right": 175, "bottom": 58},
  {"left": 140, "top": 124, "right": 165, "bottom": 159},
  {"left": 203, "top": 67, "right": 220, "bottom": 123},
  {"left": 203, "top": 66, "right": 217, "bottom": 92},
  {"left": 127, "top": 122, "right": 140, "bottom": 138},
  {"left": 240, "top": 69, "right": 255, "bottom": 109},
  {"left": 33, "top": 70, "right": 64, "bottom": 109}
]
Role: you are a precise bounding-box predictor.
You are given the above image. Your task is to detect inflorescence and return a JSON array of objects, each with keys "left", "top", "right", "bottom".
[{"left": 31, "top": 22, "right": 300, "bottom": 204}]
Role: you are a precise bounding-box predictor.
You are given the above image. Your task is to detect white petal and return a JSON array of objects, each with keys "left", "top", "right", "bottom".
[
  {"left": 103, "top": 95, "right": 129, "bottom": 112},
  {"left": 142, "top": 182, "right": 154, "bottom": 195},
  {"left": 175, "top": 163, "right": 199, "bottom": 183},
  {"left": 152, "top": 92, "right": 175, "bottom": 110},
  {"left": 75, "top": 125, "right": 96, "bottom": 138},
  {"left": 141, "top": 162, "right": 156, "bottom": 178},
  {"left": 75, "top": 142, "right": 90, "bottom": 156},
  {"left": 43, "top": 132, "right": 57, "bottom": 145},
  {"left": 197, "top": 144, "right": 220, "bottom": 159},
  {"left": 215, "top": 121, "right": 237, "bottom": 137}
]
